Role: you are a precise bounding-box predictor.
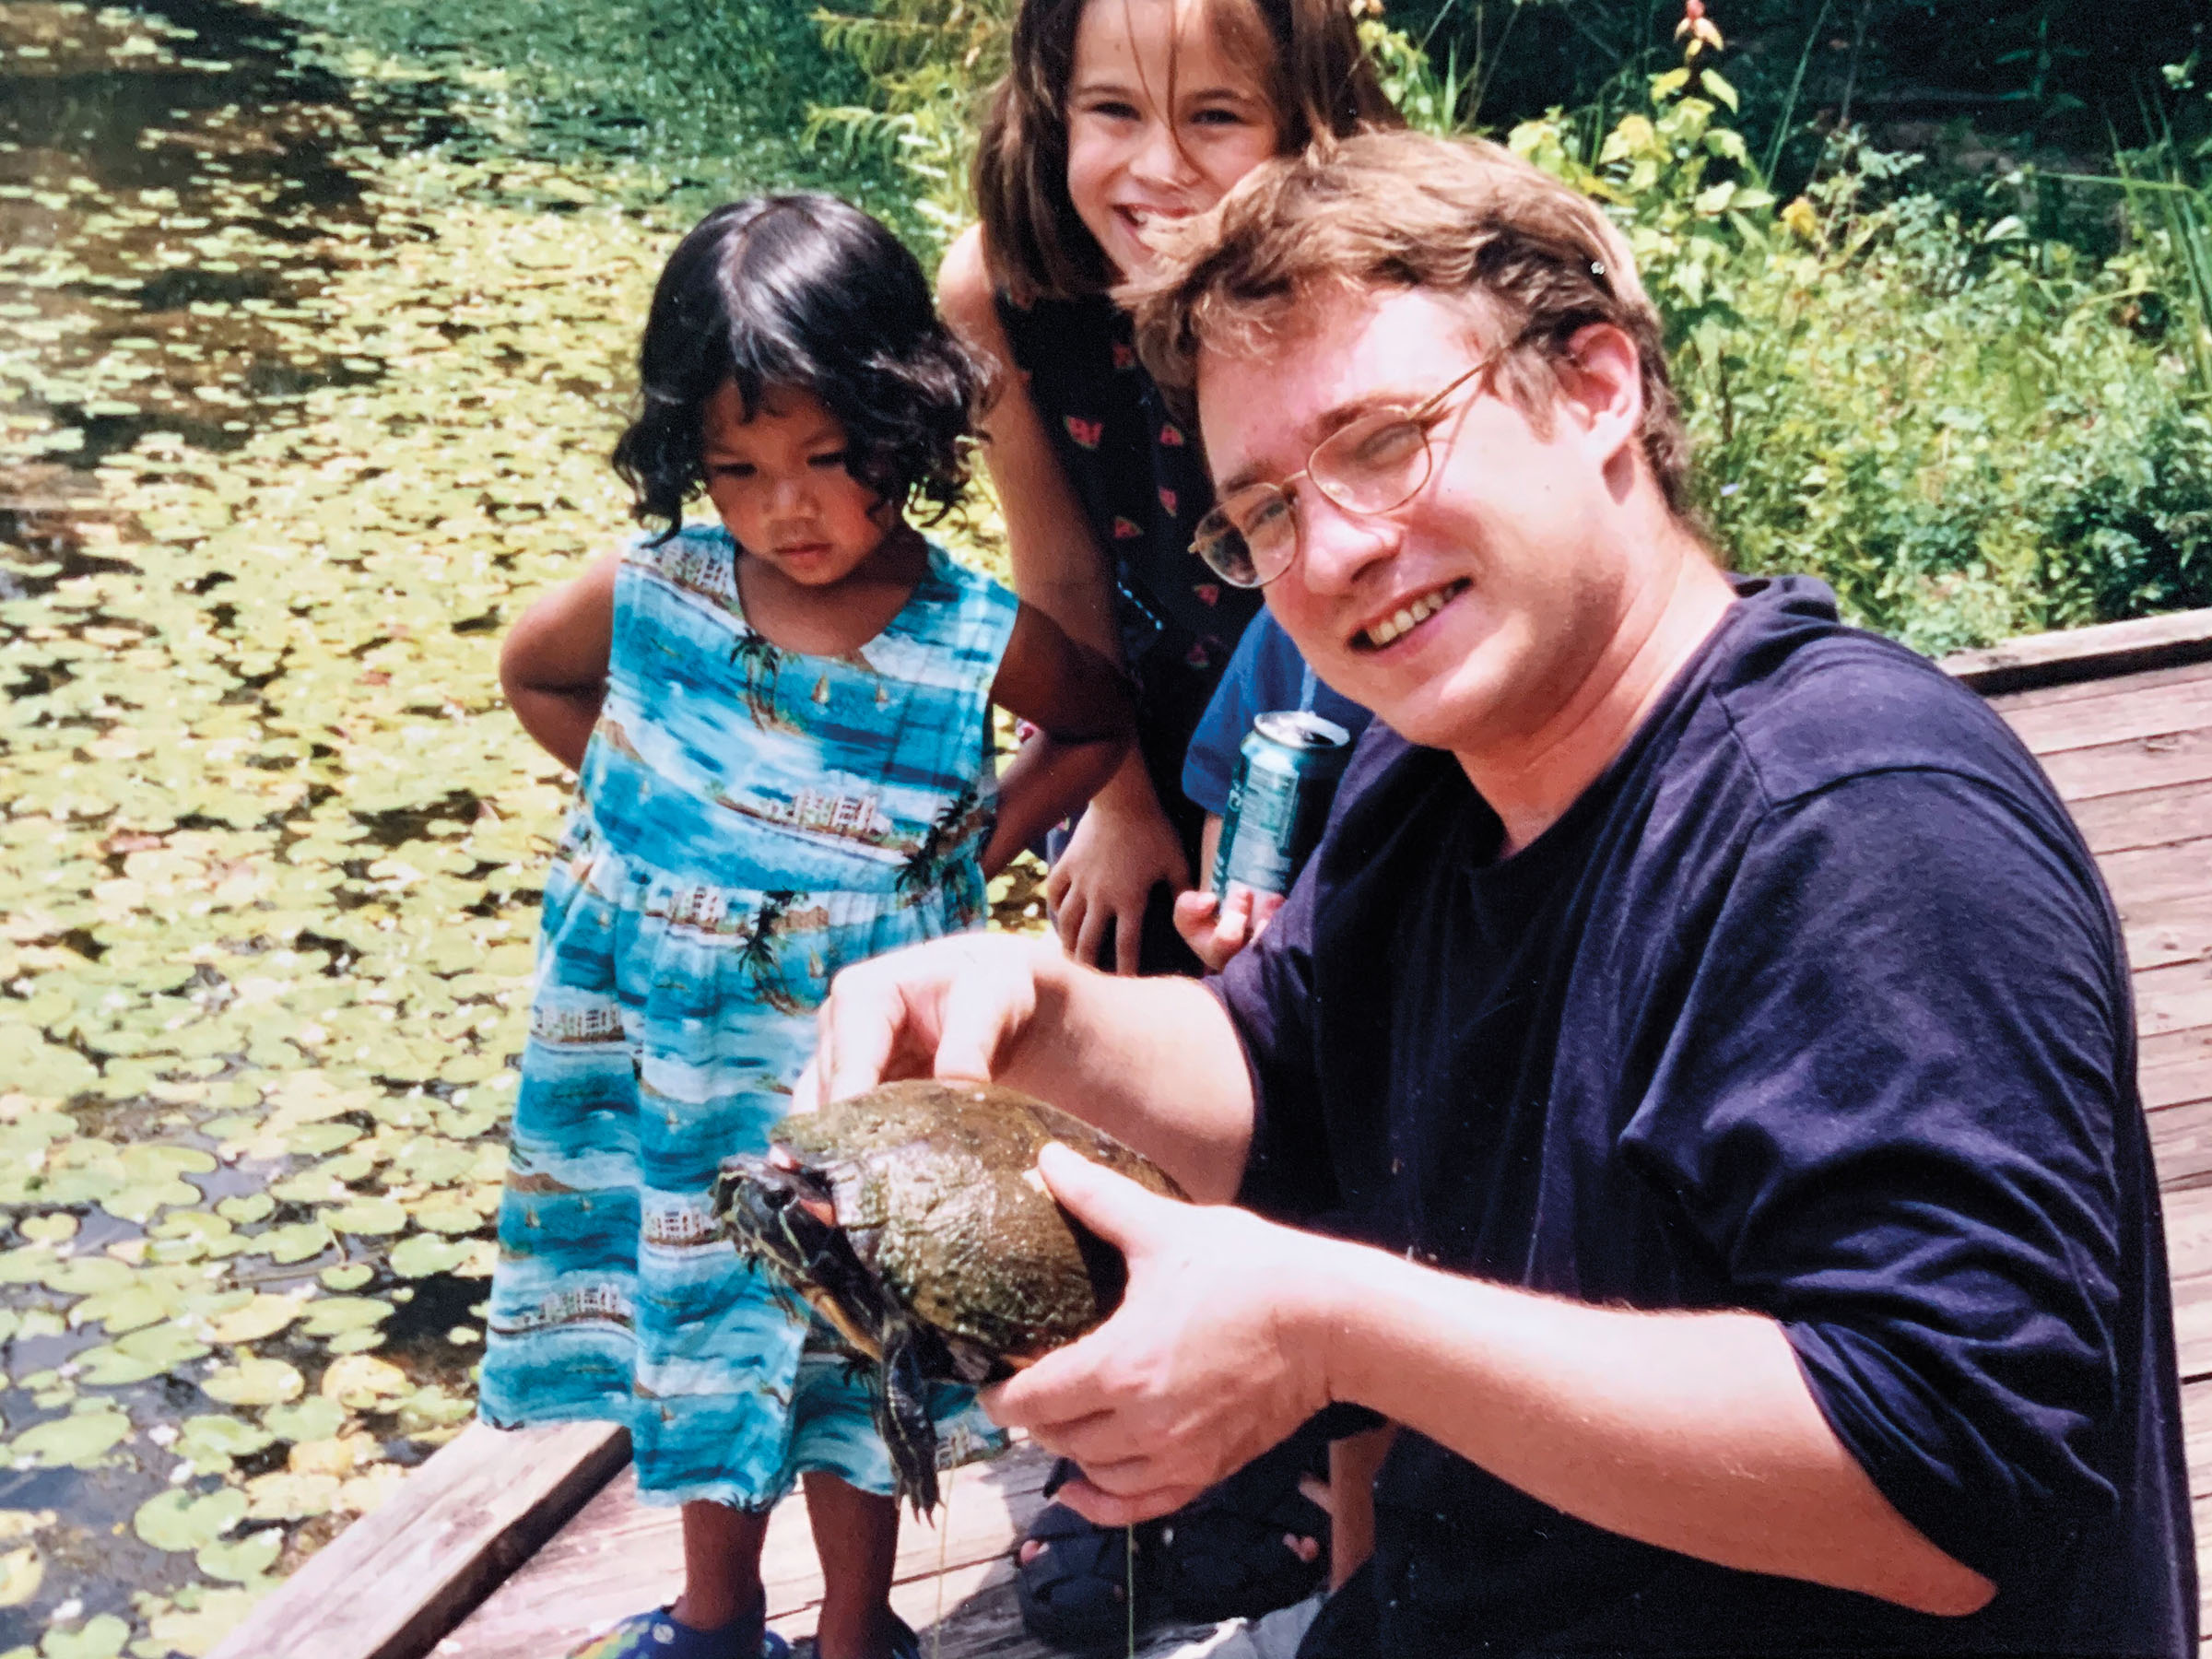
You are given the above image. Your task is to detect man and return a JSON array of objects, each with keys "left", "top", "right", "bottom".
[{"left": 808, "top": 131, "right": 2193, "bottom": 1654}]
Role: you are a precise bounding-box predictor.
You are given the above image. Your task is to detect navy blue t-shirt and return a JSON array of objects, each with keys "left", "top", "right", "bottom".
[
  {"left": 1182, "top": 610, "right": 1373, "bottom": 816},
  {"left": 1215, "top": 578, "right": 2192, "bottom": 1656}
]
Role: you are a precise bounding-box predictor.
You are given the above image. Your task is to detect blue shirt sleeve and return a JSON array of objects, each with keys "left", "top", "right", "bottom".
[
  {"left": 1621, "top": 767, "right": 2131, "bottom": 1579},
  {"left": 1182, "top": 613, "right": 1373, "bottom": 814},
  {"left": 1183, "top": 614, "right": 1287, "bottom": 815}
]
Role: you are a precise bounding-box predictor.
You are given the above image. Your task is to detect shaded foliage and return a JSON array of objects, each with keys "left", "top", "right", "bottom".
[{"left": 1395, "top": 0, "right": 2212, "bottom": 192}]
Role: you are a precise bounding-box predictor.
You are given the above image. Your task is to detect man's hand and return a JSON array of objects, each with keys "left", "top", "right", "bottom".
[
  {"left": 982, "top": 1143, "right": 1334, "bottom": 1526},
  {"left": 805, "top": 933, "right": 1057, "bottom": 1106},
  {"left": 1047, "top": 789, "right": 1191, "bottom": 976},
  {"left": 1171, "top": 883, "right": 1287, "bottom": 972}
]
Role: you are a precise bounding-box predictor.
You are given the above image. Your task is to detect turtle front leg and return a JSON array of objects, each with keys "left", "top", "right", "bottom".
[{"left": 875, "top": 1327, "right": 941, "bottom": 1518}]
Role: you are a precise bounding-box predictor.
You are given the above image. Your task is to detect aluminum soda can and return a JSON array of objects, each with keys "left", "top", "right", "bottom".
[{"left": 1212, "top": 710, "right": 1354, "bottom": 900}]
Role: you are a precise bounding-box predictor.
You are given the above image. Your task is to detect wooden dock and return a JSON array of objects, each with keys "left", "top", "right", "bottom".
[{"left": 216, "top": 607, "right": 2212, "bottom": 1659}]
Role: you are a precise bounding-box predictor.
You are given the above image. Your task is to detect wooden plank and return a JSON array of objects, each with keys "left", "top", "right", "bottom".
[
  {"left": 209, "top": 1421, "right": 628, "bottom": 1659},
  {"left": 1995, "top": 675, "right": 2212, "bottom": 759},
  {"left": 438, "top": 1443, "right": 1226, "bottom": 1659},
  {"left": 2150, "top": 1100, "right": 2212, "bottom": 1190},
  {"left": 1942, "top": 607, "right": 2212, "bottom": 696},
  {"left": 2071, "top": 781, "right": 2212, "bottom": 859},
  {"left": 2120, "top": 893, "right": 2212, "bottom": 976},
  {"left": 2146, "top": 1030, "right": 2212, "bottom": 1112},
  {"left": 2196, "top": 1491, "right": 2212, "bottom": 1642},
  {"left": 441, "top": 1442, "right": 1054, "bottom": 1659},
  {"left": 2165, "top": 1182, "right": 2212, "bottom": 1285},
  {"left": 2034, "top": 729, "right": 2212, "bottom": 805},
  {"left": 2164, "top": 1182, "right": 2212, "bottom": 1380},
  {"left": 2183, "top": 1375, "right": 2212, "bottom": 1500},
  {"left": 2139, "top": 958, "right": 2212, "bottom": 1044},
  {"left": 2100, "top": 837, "right": 2212, "bottom": 914},
  {"left": 1988, "top": 659, "right": 2212, "bottom": 715}
]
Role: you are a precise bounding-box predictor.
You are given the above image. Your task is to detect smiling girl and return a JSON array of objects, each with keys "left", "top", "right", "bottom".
[
  {"left": 941, "top": 0, "right": 1394, "bottom": 982},
  {"left": 479, "top": 194, "right": 1131, "bottom": 1659},
  {"left": 935, "top": 0, "right": 1396, "bottom": 1642}
]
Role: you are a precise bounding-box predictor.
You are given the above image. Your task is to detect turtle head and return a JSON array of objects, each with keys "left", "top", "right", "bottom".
[{"left": 715, "top": 1147, "right": 897, "bottom": 1361}]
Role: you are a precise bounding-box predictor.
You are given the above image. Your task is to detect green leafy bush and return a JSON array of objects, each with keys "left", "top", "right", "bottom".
[
  {"left": 1517, "top": 62, "right": 2212, "bottom": 650},
  {"left": 809, "top": 1, "right": 1012, "bottom": 251}
]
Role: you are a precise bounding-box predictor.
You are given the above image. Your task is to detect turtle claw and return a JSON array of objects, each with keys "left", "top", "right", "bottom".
[{"left": 877, "top": 1328, "right": 941, "bottom": 1518}]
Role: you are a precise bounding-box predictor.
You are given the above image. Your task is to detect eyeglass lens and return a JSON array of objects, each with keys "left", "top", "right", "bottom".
[{"left": 1196, "top": 411, "right": 1433, "bottom": 585}]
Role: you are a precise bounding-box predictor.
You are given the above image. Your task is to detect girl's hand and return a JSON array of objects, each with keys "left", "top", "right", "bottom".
[
  {"left": 1171, "top": 882, "right": 1286, "bottom": 972},
  {"left": 1047, "top": 773, "right": 1190, "bottom": 976}
]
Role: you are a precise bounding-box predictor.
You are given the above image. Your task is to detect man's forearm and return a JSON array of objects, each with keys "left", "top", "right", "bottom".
[
  {"left": 1002, "top": 948, "right": 1254, "bottom": 1202},
  {"left": 1300, "top": 1242, "right": 1996, "bottom": 1617}
]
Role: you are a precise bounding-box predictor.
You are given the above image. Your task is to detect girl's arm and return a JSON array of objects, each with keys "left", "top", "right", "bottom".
[
  {"left": 499, "top": 549, "right": 620, "bottom": 771},
  {"left": 941, "top": 228, "right": 1119, "bottom": 658},
  {"left": 983, "top": 603, "right": 1136, "bottom": 878},
  {"left": 941, "top": 229, "right": 1192, "bottom": 969}
]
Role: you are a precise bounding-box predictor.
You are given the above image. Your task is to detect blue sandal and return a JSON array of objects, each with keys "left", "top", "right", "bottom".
[{"left": 566, "top": 1606, "right": 793, "bottom": 1659}]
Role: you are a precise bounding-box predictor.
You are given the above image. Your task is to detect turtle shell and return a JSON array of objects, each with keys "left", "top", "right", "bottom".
[{"left": 723, "top": 1078, "right": 1186, "bottom": 1377}]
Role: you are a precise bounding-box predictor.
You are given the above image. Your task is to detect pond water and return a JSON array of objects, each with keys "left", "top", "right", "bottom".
[{"left": 0, "top": 4, "right": 1030, "bottom": 1653}]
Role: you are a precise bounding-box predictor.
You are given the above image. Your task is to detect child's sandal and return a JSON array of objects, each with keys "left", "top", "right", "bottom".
[{"left": 565, "top": 1606, "right": 792, "bottom": 1659}]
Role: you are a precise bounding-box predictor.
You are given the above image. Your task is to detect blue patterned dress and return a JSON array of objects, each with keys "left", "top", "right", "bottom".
[{"left": 479, "top": 524, "right": 1013, "bottom": 1509}]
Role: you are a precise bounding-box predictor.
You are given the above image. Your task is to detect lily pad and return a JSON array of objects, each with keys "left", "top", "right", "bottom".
[
  {"left": 324, "top": 1197, "right": 406, "bottom": 1236},
  {"left": 241, "top": 1471, "right": 338, "bottom": 1523},
  {"left": 11, "top": 1408, "right": 131, "bottom": 1468},
  {"left": 255, "top": 1222, "right": 332, "bottom": 1265},
  {"left": 194, "top": 1527, "right": 281, "bottom": 1584},
  {"left": 408, "top": 1200, "right": 485, "bottom": 1235},
  {"left": 0, "top": 1545, "right": 41, "bottom": 1608},
  {"left": 262, "top": 1397, "right": 347, "bottom": 1444},
  {"left": 176, "top": 1415, "right": 276, "bottom": 1466},
  {"left": 199, "top": 1359, "right": 303, "bottom": 1408},
  {"left": 386, "top": 1233, "right": 468, "bottom": 1277},
  {"left": 299, "top": 1297, "right": 391, "bottom": 1338},
  {"left": 70, "top": 1284, "right": 170, "bottom": 1336},
  {"left": 319, "top": 1353, "right": 409, "bottom": 1408},
  {"left": 319, "top": 1264, "right": 373, "bottom": 1291},
  {"left": 74, "top": 1324, "right": 210, "bottom": 1386},
  {"left": 133, "top": 1488, "right": 246, "bottom": 1554},
  {"left": 40, "top": 1256, "right": 134, "bottom": 1297},
  {"left": 207, "top": 1294, "right": 303, "bottom": 1345},
  {"left": 40, "top": 1614, "right": 129, "bottom": 1659}
]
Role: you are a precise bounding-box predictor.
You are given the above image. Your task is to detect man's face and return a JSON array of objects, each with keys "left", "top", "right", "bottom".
[{"left": 1196, "top": 287, "right": 1634, "bottom": 760}]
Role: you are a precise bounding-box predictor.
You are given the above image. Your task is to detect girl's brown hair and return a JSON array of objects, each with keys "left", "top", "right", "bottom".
[{"left": 975, "top": 0, "right": 1398, "bottom": 306}]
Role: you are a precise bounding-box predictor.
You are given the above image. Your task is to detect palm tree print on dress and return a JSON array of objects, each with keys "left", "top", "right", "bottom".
[
  {"left": 736, "top": 888, "right": 807, "bottom": 1014},
  {"left": 897, "top": 782, "right": 982, "bottom": 901},
  {"left": 729, "top": 630, "right": 786, "bottom": 730}
]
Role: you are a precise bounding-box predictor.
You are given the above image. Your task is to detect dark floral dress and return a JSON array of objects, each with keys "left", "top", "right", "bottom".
[{"left": 997, "top": 292, "right": 1264, "bottom": 967}]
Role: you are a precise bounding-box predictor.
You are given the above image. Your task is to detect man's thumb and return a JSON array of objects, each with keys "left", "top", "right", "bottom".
[{"left": 1036, "top": 1140, "right": 1165, "bottom": 1247}]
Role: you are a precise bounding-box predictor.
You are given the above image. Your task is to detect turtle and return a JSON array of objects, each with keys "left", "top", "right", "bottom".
[{"left": 714, "top": 1077, "right": 1186, "bottom": 1514}]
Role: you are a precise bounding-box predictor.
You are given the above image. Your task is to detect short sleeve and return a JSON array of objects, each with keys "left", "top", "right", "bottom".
[
  {"left": 1182, "top": 619, "right": 1277, "bottom": 814},
  {"left": 1624, "top": 768, "right": 2132, "bottom": 1578}
]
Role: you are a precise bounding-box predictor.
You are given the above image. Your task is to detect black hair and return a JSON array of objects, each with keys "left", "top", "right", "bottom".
[{"left": 613, "top": 194, "right": 986, "bottom": 539}]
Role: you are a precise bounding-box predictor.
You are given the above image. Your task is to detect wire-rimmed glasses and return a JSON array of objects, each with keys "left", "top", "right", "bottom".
[{"left": 1189, "top": 340, "right": 1520, "bottom": 588}]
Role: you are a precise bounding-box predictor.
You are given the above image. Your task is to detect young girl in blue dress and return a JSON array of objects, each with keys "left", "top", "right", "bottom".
[{"left": 479, "top": 194, "right": 1133, "bottom": 1659}]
